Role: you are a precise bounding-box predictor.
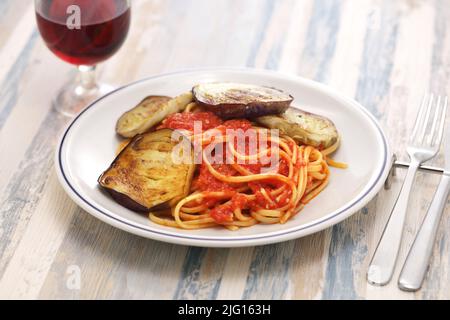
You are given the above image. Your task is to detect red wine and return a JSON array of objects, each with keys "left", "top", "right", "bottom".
[{"left": 36, "top": 0, "right": 130, "bottom": 66}]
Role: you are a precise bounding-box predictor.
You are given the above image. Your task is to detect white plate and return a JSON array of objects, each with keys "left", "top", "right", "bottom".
[{"left": 55, "top": 68, "right": 391, "bottom": 247}]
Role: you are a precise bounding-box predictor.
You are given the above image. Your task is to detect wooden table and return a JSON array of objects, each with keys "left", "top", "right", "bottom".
[{"left": 0, "top": 0, "right": 449, "bottom": 300}]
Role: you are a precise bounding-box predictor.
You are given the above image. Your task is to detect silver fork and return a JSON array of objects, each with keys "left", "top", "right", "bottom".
[
  {"left": 398, "top": 102, "right": 449, "bottom": 291},
  {"left": 367, "top": 94, "right": 448, "bottom": 286}
]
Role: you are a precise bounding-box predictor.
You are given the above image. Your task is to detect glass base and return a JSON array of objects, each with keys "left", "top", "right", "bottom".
[{"left": 53, "top": 81, "right": 115, "bottom": 118}]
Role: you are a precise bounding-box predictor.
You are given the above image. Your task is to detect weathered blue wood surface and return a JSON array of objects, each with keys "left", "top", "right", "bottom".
[{"left": 0, "top": 0, "right": 448, "bottom": 299}]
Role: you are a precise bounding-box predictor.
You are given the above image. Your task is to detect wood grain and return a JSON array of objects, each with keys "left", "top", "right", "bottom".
[{"left": 0, "top": 0, "right": 448, "bottom": 300}]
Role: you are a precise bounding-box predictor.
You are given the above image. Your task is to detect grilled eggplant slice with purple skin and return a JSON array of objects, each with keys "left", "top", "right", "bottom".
[
  {"left": 256, "top": 109, "right": 339, "bottom": 149},
  {"left": 116, "top": 93, "right": 193, "bottom": 138},
  {"left": 193, "top": 83, "right": 294, "bottom": 119},
  {"left": 98, "top": 129, "right": 195, "bottom": 212}
]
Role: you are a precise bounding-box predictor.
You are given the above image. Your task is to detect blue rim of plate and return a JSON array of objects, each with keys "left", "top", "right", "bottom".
[{"left": 57, "top": 68, "right": 390, "bottom": 242}]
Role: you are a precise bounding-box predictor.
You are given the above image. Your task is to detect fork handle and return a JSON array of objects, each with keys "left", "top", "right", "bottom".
[
  {"left": 367, "top": 160, "right": 420, "bottom": 286},
  {"left": 398, "top": 175, "right": 450, "bottom": 291}
]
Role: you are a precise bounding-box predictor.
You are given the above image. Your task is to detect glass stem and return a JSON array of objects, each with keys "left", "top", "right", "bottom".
[{"left": 78, "top": 65, "right": 98, "bottom": 91}]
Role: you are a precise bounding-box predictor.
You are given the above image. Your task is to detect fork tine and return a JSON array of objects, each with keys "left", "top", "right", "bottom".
[
  {"left": 433, "top": 96, "right": 448, "bottom": 147},
  {"left": 427, "top": 95, "right": 442, "bottom": 145},
  {"left": 419, "top": 94, "right": 434, "bottom": 144},
  {"left": 411, "top": 95, "right": 430, "bottom": 142}
]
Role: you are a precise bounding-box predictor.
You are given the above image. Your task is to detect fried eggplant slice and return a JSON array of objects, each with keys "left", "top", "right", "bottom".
[
  {"left": 99, "top": 129, "right": 195, "bottom": 212},
  {"left": 256, "top": 109, "right": 339, "bottom": 149},
  {"left": 116, "top": 93, "right": 193, "bottom": 138},
  {"left": 193, "top": 83, "right": 293, "bottom": 119},
  {"left": 116, "top": 96, "right": 171, "bottom": 138}
]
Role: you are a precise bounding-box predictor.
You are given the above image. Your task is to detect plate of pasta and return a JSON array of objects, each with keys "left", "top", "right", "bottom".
[{"left": 55, "top": 68, "right": 391, "bottom": 247}]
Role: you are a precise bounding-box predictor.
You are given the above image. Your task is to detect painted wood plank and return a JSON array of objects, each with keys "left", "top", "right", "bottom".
[
  {"left": 0, "top": 0, "right": 448, "bottom": 300},
  {"left": 37, "top": 0, "right": 268, "bottom": 300},
  {"left": 322, "top": 0, "right": 437, "bottom": 299},
  {"left": 0, "top": 109, "right": 69, "bottom": 277},
  {"left": 164, "top": 0, "right": 304, "bottom": 300},
  {"left": 289, "top": 231, "right": 331, "bottom": 299},
  {"left": 241, "top": 0, "right": 344, "bottom": 300},
  {"left": 363, "top": 0, "right": 438, "bottom": 299},
  {"left": 0, "top": 171, "right": 77, "bottom": 299},
  {"left": 242, "top": 241, "right": 296, "bottom": 299},
  {"left": 216, "top": 0, "right": 337, "bottom": 300},
  {"left": 327, "top": 0, "right": 372, "bottom": 96},
  {"left": 322, "top": 0, "right": 399, "bottom": 299},
  {"left": 354, "top": 1, "right": 400, "bottom": 119},
  {"left": 245, "top": 0, "right": 277, "bottom": 68},
  {"left": 173, "top": 248, "right": 229, "bottom": 300},
  {"left": 251, "top": 0, "right": 294, "bottom": 70},
  {"left": 0, "top": 4, "right": 36, "bottom": 87},
  {"left": 0, "top": 30, "right": 39, "bottom": 129},
  {"left": 215, "top": 0, "right": 315, "bottom": 300},
  {"left": 278, "top": 0, "right": 315, "bottom": 74},
  {"left": 297, "top": 0, "right": 342, "bottom": 81},
  {"left": 418, "top": 0, "right": 450, "bottom": 299},
  {"left": 216, "top": 248, "right": 255, "bottom": 300},
  {"left": 38, "top": 211, "right": 187, "bottom": 299},
  {"left": 0, "top": 43, "right": 70, "bottom": 194},
  {"left": 168, "top": 0, "right": 278, "bottom": 299},
  {"left": 321, "top": 0, "right": 400, "bottom": 299}
]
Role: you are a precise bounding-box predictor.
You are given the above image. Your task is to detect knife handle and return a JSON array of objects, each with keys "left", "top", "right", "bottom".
[
  {"left": 367, "top": 161, "right": 420, "bottom": 286},
  {"left": 398, "top": 175, "right": 450, "bottom": 292}
]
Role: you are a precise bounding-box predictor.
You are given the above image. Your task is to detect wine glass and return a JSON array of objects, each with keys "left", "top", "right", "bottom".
[{"left": 35, "top": 0, "right": 131, "bottom": 117}]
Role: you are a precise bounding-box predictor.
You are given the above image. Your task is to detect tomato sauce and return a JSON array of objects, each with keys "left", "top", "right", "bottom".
[
  {"left": 278, "top": 159, "right": 289, "bottom": 176},
  {"left": 222, "top": 119, "right": 253, "bottom": 131},
  {"left": 209, "top": 204, "right": 234, "bottom": 223},
  {"left": 193, "top": 163, "right": 239, "bottom": 192},
  {"left": 158, "top": 112, "right": 222, "bottom": 132},
  {"left": 191, "top": 118, "right": 257, "bottom": 192},
  {"left": 231, "top": 193, "right": 251, "bottom": 210},
  {"left": 161, "top": 114, "right": 292, "bottom": 223}
]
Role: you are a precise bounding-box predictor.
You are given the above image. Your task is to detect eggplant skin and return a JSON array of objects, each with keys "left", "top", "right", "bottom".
[
  {"left": 98, "top": 129, "right": 195, "bottom": 212},
  {"left": 193, "top": 83, "right": 293, "bottom": 119},
  {"left": 116, "top": 93, "right": 193, "bottom": 138},
  {"left": 106, "top": 188, "right": 149, "bottom": 213},
  {"left": 256, "top": 109, "right": 339, "bottom": 149}
]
